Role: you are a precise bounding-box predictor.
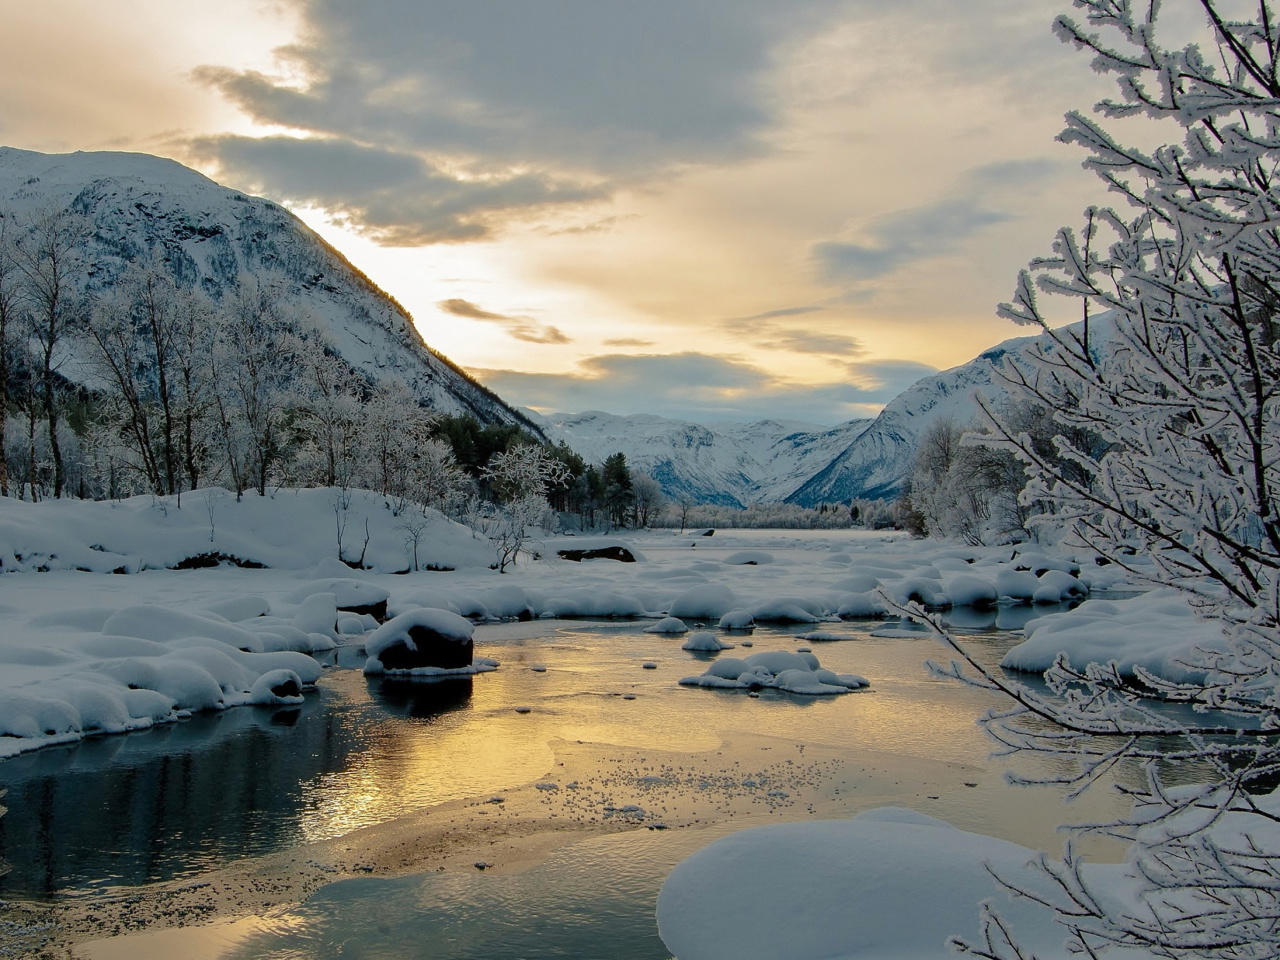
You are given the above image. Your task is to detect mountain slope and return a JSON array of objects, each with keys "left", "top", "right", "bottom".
[
  {"left": 0, "top": 147, "right": 537, "bottom": 431},
  {"left": 535, "top": 411, "right": 873, "bottom": 507},
  {"left": 538, "top": 330, "right": 1053, "bottom": 508},
  {"left": 784, "top": 332, "right": 1042, "bottom": 505}
]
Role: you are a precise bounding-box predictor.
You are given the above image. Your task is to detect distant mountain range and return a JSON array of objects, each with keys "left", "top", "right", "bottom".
[
  {"left": 0, "top": 147, "right": 537, "bottom": 432},
  {"left": 538, "top": 332, "right": 1041, "bottom": 507},
  {"left": 532, "top": 411, "right": 874, "bottom": 508}
]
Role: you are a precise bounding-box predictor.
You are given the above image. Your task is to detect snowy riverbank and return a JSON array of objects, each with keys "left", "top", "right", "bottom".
[{"left": 0, "top": 487, "right": 1155, "bottom": 758}]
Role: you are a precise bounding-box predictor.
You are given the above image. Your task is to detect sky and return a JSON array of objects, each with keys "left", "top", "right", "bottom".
[{"left": 0, "top": 0, "right": 1127, "bottom": 424}]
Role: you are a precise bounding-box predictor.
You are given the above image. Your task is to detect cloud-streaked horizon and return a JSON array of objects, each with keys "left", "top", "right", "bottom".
[{"left": 474, "top": 352, "right": 937, "bottom": 424}]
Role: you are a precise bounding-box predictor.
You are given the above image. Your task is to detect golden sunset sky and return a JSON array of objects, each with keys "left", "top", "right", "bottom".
[{"left": 1, "top": 0, "right": 1131, "bottom": 422}]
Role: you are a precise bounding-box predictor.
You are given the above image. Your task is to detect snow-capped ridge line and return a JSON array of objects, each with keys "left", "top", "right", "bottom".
[{"left": 0, "top": 146, "right": 540, "bottom": 435}]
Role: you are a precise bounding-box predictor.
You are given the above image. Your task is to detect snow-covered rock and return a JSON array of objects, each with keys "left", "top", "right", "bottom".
[
  {"left": 669, "top": 584, "right": 738, "bottom": 620},
  {"left": 1002, "top": 589, "right": 1228, "bottom": 683},
  {"left": 645, "top": 617, "right": 690, "bottom": 634},
  {"left": 363, "top": 608, "right": 483, "bottom": 675},
  {"left": 681, "top": 631, "right": 734, "bottom": 652},
  {"left": 680, "top": 650, "right": 867, "bottom": 694}
]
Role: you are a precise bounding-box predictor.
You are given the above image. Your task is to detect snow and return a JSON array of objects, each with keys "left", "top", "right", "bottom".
[
  {"left": 657, "top": 808, "right": 1108, "bottom": 960},
  {"left": 680, "top": 650, "right": 868, "bottom": 694},
  {"left": 1002, "top": 588, "right": 1229, "bottom": 683},
  {"left": 645, "top": 617, "right": 690, "bottom": 634},
  {"left": 717, "top": 609, "right": 755, "bottom": 629},
  {"left": 668, "top": 584, "right": 738, "bottom": 620},
  {"left": 0, "top": 497, "right": 1154, "bottom": 758},
  {"left": 0, "top": 487, "right": 495, "bottom": 574},
  {"left": 681, "top": 631, "right": 734, "bottom": 652}
]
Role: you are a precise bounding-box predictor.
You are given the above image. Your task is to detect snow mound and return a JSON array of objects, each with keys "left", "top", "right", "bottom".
[
  {"left": 680, "top": 650, "right": 867, "bottom": 694},
  {"left": 669, "top": 584, "right": 738, "bottom": 620},
  {"left": 1002, "top": 589, "right": 1228, "bottom": 683},
  {"left": 721, "top": 550, "right": 774, "bottom": 565},
  {"left": 718, "top": 609, "right": 755, "bottom": 630},
  {"left": 752, "top": 597, "right": 822, "bottom": 623},
  {"left": 645, "top": 617, "right": 690, "bottom": 634},
  {"left": 0, "top": 627, "right": 323, "bottom": 757},
  {"left": 681, "top": 631, "right": 734, "bottom": 652}
]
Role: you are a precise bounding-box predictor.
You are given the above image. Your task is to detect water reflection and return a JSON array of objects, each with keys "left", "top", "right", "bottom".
[
  {"left": 369, "top": 676, "right": 474, "bottom": 720},
  {"left": 0, "top": 692, "right": 366, "bottom": 898},
  {"left": 222, "top": 829, "right": 712, "bottom": 960}
]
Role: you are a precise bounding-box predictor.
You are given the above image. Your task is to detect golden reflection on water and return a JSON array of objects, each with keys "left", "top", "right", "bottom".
[{"left": 290, "top": 623, "right": 1136, "bottom": 856}]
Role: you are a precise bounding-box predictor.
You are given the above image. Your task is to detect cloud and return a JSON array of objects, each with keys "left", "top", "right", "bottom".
[
  {"left": 812, "top": 159, "right": 1066, "bottom": 285},
  {"left": 759, "top": 330, "right": 865, "bottom": 356},
  {"left": 733, "top": 305, "right": 823, "bottom": 323},
  {"left": 194, "top": 1, "right": 847, "bottom": 169},
  {"left": 472, "top": 351, "right": 935, "bottom": 424},
  {"left": 185, "top": 135, "right": 603, "bottom": 243},
  {"left": 437, "top": 298, "right": 569, "bottom": 344},
  {"left": 719, "top": 305, "right": 863, "bottom": 358},
  {"left": 185, "top": 0, "right": 854, "bottom": 241},
  {"left": 603, "top": 337, "right": 655, "bottom": 347}
]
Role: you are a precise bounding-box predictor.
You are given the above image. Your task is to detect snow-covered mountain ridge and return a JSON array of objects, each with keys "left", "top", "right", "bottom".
[
  {"left": 541, "top": 331, "right": 1045, "bottom": 507},
  {"left": 784, "top": 332, "right": 1042, "bottom": 505},
  {"left": 0, "top": 147, "right": 536, "bottom": 432},
  {"left": 535, "top": 411, "right": 873, "bottom": 507}
]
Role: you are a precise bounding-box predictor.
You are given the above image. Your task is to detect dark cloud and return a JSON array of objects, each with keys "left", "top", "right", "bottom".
[
  {"left": 472, "top": 351, "right": 935, "bottom": 423},
  {"left": 437, "top": 298, "right": 570, "bottom": 345},
  {"left": 187, "top": 0, "right": 851, "bottom": 241},
  {"left": 814, "top": 200, "right": 1011, "bottom": 282},
  {"left": 185, "top": 135, "right": 603, "bottom": 243},
  {"left": 193, "top": 0, "right": 846, "bottom": 170},
  {"left": 813, "top": 159, "right": 1066, "bottom": 285}
]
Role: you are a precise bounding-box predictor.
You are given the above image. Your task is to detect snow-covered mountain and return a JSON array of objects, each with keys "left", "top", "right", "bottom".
[
  {"left": 535, "top": 411, "right": 873, "bottom": 507},
  {"left": 784, "top": 332, "right": 1042, "bottom": 506},
  {"left": 0, "top": 147, "right": 537, "bottom": 432},
  {"left": 540, "top": 331, "right": 1047, "bottom": 507}
]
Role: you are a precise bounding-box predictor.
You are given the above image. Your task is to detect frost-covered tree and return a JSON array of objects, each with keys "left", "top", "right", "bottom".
[
  {"left": 934, "top": 2, "right": 1280, "bottom": 956},
  {"left": 0, "top": 216, "right": 20, "bottom": 497},
  {"left": 12, "top": 209, "right": 91, "bottom": 498},
  {"left": 480, "top": 443, "right": 570, "bottom": 571},
  {"left": 81, "top": 257, "right": 200, "bottom": 497},
  {"left": 631, "top": 471, "right": 665, "bottom": 528},
  {"left": 904, "top": 417, "right": 1026, "bottom": 545},
  {"left": 208, "top": 276, "right": 299, "bottom": 497}
]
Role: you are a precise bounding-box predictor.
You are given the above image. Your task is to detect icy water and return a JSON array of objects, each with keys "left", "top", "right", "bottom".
[{"left": 0, "top": 609, "right": 1130, "bottom": 958}]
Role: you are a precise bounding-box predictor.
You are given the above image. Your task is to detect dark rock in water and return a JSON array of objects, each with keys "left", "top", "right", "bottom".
[
  {"left": 557, "top": 546, "right": 636, "bottom": 563},
  {"left": 171, "top": 552, "right": 266, "bottom": 570},
  {"left": 376, "top": 624, "right": 474, "bottom": 670},
  {"left": 339, "top": 599, "right": 388, "bottom": 621},
  {"left": 271, "top": 676, "right": 302, "bottom": 699}
]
